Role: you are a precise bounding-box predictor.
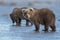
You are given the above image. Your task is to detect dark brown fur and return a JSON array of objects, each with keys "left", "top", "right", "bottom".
[
  {"left": 10, "top": 7, "right": 29, "bottom": 26},
  {"left": 23, "top": 8, "right": 56, "bottom": 32}
]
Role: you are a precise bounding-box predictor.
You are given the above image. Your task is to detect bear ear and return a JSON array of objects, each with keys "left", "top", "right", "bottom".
[
  {"left": 30, "top": 9, "right": 33, "bottom": 11},
  {"left": 29, "top": 8, "right": 34, "bottom": 11}
]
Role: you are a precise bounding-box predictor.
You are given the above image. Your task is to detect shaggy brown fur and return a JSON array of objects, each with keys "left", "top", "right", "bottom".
[
  {"left": 22, "top": 8, "right": 56, "bottom": 32},
  {"left": 10, "top": 7, "right": 30, "bottom": 26}
]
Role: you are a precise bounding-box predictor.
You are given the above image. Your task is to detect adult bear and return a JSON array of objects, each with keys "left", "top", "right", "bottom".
[
  {"left": 10, "top": 7, "right": 30, "bottom": 26},
  {"left": 22, "top": 8, "right": 56, "bottom": 32}
]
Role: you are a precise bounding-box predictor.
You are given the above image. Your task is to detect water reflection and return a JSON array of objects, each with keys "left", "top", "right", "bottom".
[{"left": 0, "top": 0, "right": 60, "bottom": 40}]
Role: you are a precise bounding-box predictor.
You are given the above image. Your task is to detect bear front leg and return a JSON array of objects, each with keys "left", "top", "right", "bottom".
[
  {"left": 34, "top": 21, "right": 40, "bottom": 32},
  {"left": 26, "top": 20, "right": 29, "bottom": 26},
  {"left": 16, "top": 19, "right": 20, "bottom": 26}
]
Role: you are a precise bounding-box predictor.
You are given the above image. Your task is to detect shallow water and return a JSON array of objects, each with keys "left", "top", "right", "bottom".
[{"left": 0, "top": 0, "right": 60, "bottom": 40}]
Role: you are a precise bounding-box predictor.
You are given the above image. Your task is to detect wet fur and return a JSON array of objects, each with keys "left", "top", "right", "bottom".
[
  {"left": 23, "top": 8, "right": 56, "bottom": 32},
  {"left": 10, "top": 7, "right": 30, "bottom": 26}
]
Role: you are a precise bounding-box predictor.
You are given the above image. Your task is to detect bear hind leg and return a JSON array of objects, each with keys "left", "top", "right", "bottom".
[
  {"left": 42, "top": 24, "right": 49, "bottom": 32},
  {"left": 50, "top": 25, "right": 56, "bottom": 32}
]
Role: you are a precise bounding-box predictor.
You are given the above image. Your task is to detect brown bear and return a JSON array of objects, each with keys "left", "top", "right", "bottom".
[
  {"left": 10, "top": 7, "right": 30, "bottom": 26},
  {"left": 22, "top": 8, "right": 56, "bottom": 32}
]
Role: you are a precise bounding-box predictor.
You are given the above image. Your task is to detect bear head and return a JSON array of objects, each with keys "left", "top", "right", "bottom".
[{"left": 22, "top": 8, "right": 36, "bottom": 19}]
